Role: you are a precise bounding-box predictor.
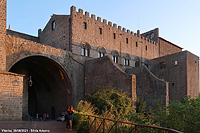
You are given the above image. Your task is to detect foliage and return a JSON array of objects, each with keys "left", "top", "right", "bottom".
[
  {"left": 74, "top": 88, "right": 200, "bottom": 133},
  {"left": 153, "top": 95, "right": 200, "bottom": 132},
  {"left": 73, "top": 100, "right": 96, "bottom": 132},
  {"left": 86, "top": 88, "right": 134, "bottom": 120}
]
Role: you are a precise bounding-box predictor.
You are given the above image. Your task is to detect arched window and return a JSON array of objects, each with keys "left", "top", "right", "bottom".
[
  {"left": 135, "top": 57, "right": 140, "bottom": 67},
  {"left": 123, "top": 54, "right": 130, "bottom": 66},
  {"left": 150, "top": 32, "right": 154, "bottom": 39},
  {"left": 97, "top": 46, "right": 106, "bottom": 58},
  {"left": 143, "top": 59, "right": 149, "bottom": 68},
  {"left": 81, "top": 42, "right": 91, "bottom": 57},
  {"left": 52, "top": 21, "right": 56, "bottom": 30},
  {"left": 111, "top": 51, "right": 119, "bottom": 64}
]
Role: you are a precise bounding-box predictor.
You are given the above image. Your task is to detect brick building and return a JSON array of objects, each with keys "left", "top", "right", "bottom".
[{"left": 0, "top": 1, "right": 199, "bottom": 120}]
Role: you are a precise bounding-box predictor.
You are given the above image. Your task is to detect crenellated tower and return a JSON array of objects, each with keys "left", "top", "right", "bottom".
[{"left": 0, "top": 0, "right": 7, "bottom": 71}]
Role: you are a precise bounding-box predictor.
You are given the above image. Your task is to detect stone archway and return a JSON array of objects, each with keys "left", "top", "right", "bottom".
[{"left": 9, "top": 56, "right": 72, "bottom": 120}]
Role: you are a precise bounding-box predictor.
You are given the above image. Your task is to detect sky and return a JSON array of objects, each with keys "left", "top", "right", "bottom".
[{"left": 7, "top": 0, "right": 200, "bottom": 57}]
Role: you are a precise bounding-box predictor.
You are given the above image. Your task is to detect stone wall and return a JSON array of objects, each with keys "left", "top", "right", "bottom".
[
  {"left": 85, "top": 56, "right": 136, "bottom": 103},
  {"left": 5, "top": 34, "right": 63, "bottom": 71},
  {"left": 151, "top": 51, "right": 199, "bottom": 101},
  {"left": 5, "top": 33, "right": 86, "bottom": 111},
  {"left": 7, "top": 29, "right": 39, "bottom": 43},
  {"left": 72, "top": 41, "right": 150, "bottom": 67},
  {"left": 39, "top": 15, "right": 71, "bottom": 50},
  {"left": 70, "top": 6, "right": 159, "bottom": 60},
  {"left": 158, "top": 37, "right": 182, "bottom": 57},
  {"left": 141, "top": 28, "right": 159, "bottom": 43},
  {"left": 186, "top": 51, "right": 199, "bottom": 98},
  {"left": 0, "top": 72, "right": 24, "bottom": 120},
  {"left": 126, "top": 66, "right": 169, "bottom": 107},
  {"left": 0, "top": 0, "right": 7, "bottom": 71}
]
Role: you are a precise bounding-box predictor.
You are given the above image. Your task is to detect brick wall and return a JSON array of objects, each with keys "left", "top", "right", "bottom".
[
  {"left": 70, "top": 6, "right": 159, "bottom": 60},
  {"left": 158, "top": 37, "right": 182, "bottom": 57},
  {"left": 0, "top": 0, "right": 7, "bottom": 71},
  {"left": 5, "top": 34, "right": 63, "bottom": 70},
  {"left": 0, "top": 72, "right": 24, "bottom": 120},
  {"left": 7, "top": 29, "right": 39, "bottom": 43},
  {"left": 85, "top": 56, "right": 136, "bottom": 103},
  {"left": 186, "top": 51, "right": 199, "bottom": 98}
]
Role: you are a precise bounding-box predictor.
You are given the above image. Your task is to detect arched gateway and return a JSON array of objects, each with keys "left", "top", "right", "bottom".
[{"left": 9, "top": 56, "right": 72, "bottom": 120}]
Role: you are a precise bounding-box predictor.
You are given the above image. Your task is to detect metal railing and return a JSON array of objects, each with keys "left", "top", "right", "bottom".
[{"left": 85, "top": 115, "right": 182, "bottom": 133}]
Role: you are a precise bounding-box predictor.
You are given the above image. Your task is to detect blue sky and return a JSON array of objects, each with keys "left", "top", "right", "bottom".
[{"left": 7, "top": 0, "right": 200, "bottom": 57}]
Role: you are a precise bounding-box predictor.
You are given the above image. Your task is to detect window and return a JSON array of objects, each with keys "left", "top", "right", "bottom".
[
  {"left": 83, "top": 22, "right": 87, "bottom": 29},
  {"left": 160, "top": 62, "right": 166, "bottom": 69},
  {"left": 52, "top": 21, "right": 56, "bottom": 30},
  {"left": 135, "top": 57, "right": 140, "bottom": 67},
  {"left": 175, "top": 61, "right": 178, "bottom": 66},
  {"left": 98, "top": 52, "right": 105, "bottom": 58},
  {"left": 81, "top": 48, "right": 90, "bottom": 57},
  {"left": 97, "top": 47, "right": 106, "bottom": 58},
  {"left": 136, "top": 42, "right": 138, "bottom": 47},
  {"left": 113, "top": 33, "right": 116, "bottom": 39},
  {"left": 124, "top": 59, "right": 130, "bottom": 66},
  {"left": 135, "top": 61, "right": 140, "bottom": 67},
  {"left": 126, "top": 38, "right": 128, "bottom": 44},
  {"left": 112, "top": 56, "right": 118, "bottom": 63},
  {"left": 99, "top": 28, "right": 102, "bottom": 34},
  {"left": 172, "top": 83, "right": 175, "bottom": 87},
  {"left": 150, "top": 33, "right": 154, "bottom": 39}
]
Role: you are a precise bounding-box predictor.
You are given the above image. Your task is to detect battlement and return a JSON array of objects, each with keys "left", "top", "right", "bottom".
[{"left": 70, "top": 6, "right": 157, "bottom": 45}]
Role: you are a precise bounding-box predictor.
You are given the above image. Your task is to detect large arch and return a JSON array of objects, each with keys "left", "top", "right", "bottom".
[{"left": 9, "top": 55, "right": 72, "bottom": 120}]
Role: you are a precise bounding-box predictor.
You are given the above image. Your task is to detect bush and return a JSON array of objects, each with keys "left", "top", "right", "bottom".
[
  {"left": 74, "top": 88, "right": 200, "bottom": 133},
  {"left": 153, "top": 95, "right": 200, "bottom": 132},
  {"left": 86, "top": 87, "right": 134, "bottom": 119},
  {"left": 73, "top": 100, "right": 96, "bottom": 132}
]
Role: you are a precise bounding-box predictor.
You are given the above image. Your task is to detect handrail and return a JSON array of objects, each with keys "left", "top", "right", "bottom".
[{"left": 83, "top": 114, "right": 182, "bottom": 133}]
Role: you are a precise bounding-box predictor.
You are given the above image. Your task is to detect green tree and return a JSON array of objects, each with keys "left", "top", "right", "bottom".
[{"left": 153, "top": 94, "right": 200, "bottom": 132}]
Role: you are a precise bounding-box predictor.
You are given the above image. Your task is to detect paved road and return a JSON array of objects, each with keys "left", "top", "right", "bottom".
[{"left": 0, "top": 121, "right": 76, "bottom": 133}]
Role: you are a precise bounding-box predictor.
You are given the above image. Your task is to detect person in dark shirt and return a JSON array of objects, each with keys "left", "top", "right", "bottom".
[{"left": 66, "top": 106, "right": 74, "bottom": 131}]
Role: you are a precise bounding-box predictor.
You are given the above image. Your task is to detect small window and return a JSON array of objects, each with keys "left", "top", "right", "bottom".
[
  {"left": 124, "top": 59, "right": 130, "bottom": 66},
  {"left": 81, "top": 48, "right": 90, "bottom": 57},
  {"left": 150, "top": 33, "right": 154, "bottom": 39},
  {"left": 172, "top": 83, "right": 175, "bottom": 87},
  {"left": 99, "top": 28, "right": 102, "bottom": 34},
  {"left": 126, "top": 38, "right": 128, "bottom": 44},
  {"left": 160, "top": 62, "right": 166, "bottom": 69},
  {"left": 98, "top": 52, "right": 105, "bottom": 58},
  {"left": 84, "top": 22, "right": 87, "bottom": 29},
  {"left": 175, "top": 61, "right": 178, "bottom": 66},
  {"left": 113, "top": 33, "right": 116, "bottom": 39},
  {"left": 52, "top": 21, "right": 56, "bottom": 30},
  {"left": 146, "top": 46, "right": 147, "bottom": 51},
  {"left": 136, "top": 42, "right": 138, "bottom": 47},
  {"left": 81, "top": 48, "right": 85, "bottom": 56},
  {"left": 112, "top": 56, "right": 118, "bottom": 63},
  {"left": 135, "top": 61, "right": 140, "bottom": 67}
]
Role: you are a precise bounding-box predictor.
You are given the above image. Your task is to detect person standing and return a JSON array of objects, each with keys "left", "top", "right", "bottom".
[{"left": 66, "top": 106, "right": 74, "bottom": 131}]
